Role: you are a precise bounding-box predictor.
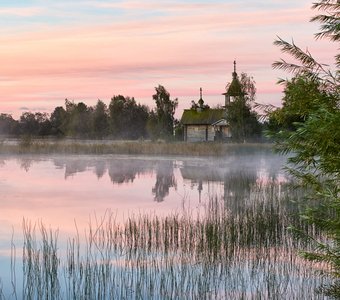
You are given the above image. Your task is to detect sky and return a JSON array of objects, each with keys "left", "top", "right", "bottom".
[{"left": 0, "top": 0, "right": 337, "bottom": 119}]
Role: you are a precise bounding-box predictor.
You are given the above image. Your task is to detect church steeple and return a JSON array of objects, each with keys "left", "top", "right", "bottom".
[
  {"left": 198, "top": 87, "right": 204, "bottom": 108},
  {"left": 222, "top": 60, "right": 243, "bottom": 107},
  {"left": 232, "top": 60, "right": 237, "bottom": 79}
]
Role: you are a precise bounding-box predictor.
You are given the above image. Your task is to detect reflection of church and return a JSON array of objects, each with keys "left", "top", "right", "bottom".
[
  {"left": 180, "top": 156, "right": 285, "bottom": 213},
  {"left": 181, "top": 164, "right": 228, "bottom": 202},
  {"left": 181, "top": 61, "right": 243, "bottom": 142},
  {"left": 50, "top": 153, "right": 286, "bottom": 207}
]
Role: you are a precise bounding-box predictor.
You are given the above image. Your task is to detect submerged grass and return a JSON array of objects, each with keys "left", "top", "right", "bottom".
[
  {"left": 0, "top": 138, "right": 272, "bottom": 156},
  {"left": 0, "top": 184, "right": 332, "bottom": 299}
]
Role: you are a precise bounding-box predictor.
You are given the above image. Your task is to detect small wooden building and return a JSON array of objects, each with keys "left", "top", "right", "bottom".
[
  {"left": 181, "top": 108, "right": 231, "bottom": 142},
  {"left": 180, "top": 61, "right": 242, "bottom": 142}
]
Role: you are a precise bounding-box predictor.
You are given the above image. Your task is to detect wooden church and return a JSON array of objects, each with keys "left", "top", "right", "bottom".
[{"left": 181, "top": 61, "right": 243, "bottom": 142}]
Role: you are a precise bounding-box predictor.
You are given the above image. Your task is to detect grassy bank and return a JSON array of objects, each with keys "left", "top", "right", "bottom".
[{"left": 0, "top": 138, "right": 273, "bottom": 156}]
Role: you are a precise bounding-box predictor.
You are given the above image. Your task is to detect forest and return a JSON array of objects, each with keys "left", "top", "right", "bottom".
[
  {"left": 0, "top": 80, "right": 264, "bottom": 141},
  {"left": 0, "top": 85, "right": 179, "bottom": 140}
]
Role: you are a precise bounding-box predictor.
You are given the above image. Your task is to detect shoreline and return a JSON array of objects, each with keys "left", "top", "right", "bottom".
[{"left": 0, "top": 138, "right": 274, "bottom": 156}]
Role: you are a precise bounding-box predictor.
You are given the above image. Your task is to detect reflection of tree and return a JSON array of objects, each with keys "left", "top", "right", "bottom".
[
  {"left": 0, "top": 159, "right": 5, "bottom": 167},
  {"left": 152, "top": 161, "right": 177, "bottom": 202},
  {"left": 52, "top": 157, "right": 177, "bottom": 201},
  {"left": 94, "top": 160, "right": 106, "bottom": 179},
  {"left": 108, "top": 161, "right": 136, "bottom": 184},
  {"left": 53, "top": 158, "right": 155, "bottom": 185},
  {"left": 64, "top": 160, "right": 87, "bottom": 179},
  {"left": 19, "top": 158, "right": 33, "bottom": 172},
  {"left": 223, "top": 171, "right": 257, "bottom": 213},
  {"left": 53, "top": 158, "right": 88, "bottom": 179},
  {"left": 108, "top": 160, "right": 152, "bottom": 185}
]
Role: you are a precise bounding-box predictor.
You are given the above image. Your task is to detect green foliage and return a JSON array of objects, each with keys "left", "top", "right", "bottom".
[
  {"left": 173, "top": 119, "right": 184, "bottom": 141},
  {"left": 281, "top": 108, "right": 340, "bottom": 176},
  {"left": 92, "top": 100, "right": 109, "bottom": 138},
  {"left": 146, "top": 110, "right": 159, "bottom": 140},
  {"left": 150, "top": 85, "right": 178, "bottom": 139},
  {"left": 227, "top": 97, "right": 261, "bottom": 141},
  {"left": 311, "top": 1, "right": 340, "bottom": 44},
  {"left": 1, "top": 95, "right": 152, "bottom": 139},
  {"left": 270, "top": 0, "right": 340, "bottom": 296},
  {"left": 268, "top": 76, "right": 337, "bottom": 131},
  {"left": 0, "top": 113, "right": 19, "bottom": 135},
  {"left": 19, "top": 112, "right": 51, "bottom": 136},
  {"left": 240, "top": 72, "right": 256, "bottom": 102},
  {"left": 226, "top": 73, "right": 262, "bottom": 141},
  {"left": 109, "top": 95, "right": 149, "bottom": 139},
  {"left": 50, "top": 106, "right": 67, "bottom": 136},
  {"left": 65, "top": 101, "right": 92, "bottom": 138}
]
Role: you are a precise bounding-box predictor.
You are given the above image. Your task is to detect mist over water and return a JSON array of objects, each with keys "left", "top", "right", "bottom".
[
  {"left": 0, "top": 150, "right": 330, "bottom": 299},
  {"left": 0, "top": 151, "right": 286, "bottom": 224}
]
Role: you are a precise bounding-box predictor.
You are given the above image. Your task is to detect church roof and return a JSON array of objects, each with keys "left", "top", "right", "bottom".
[
  {"left": 181, "top": 109, "right": 226, "bottom": 125},
  {"left": 198, "top": 87, "right": 204, "bottom": 107},
  {"left": 223, "top": 60, "right": 244, "bottom": 97},
  {"left": 226, "top": 76, "right": 243, "bottom": 96}
]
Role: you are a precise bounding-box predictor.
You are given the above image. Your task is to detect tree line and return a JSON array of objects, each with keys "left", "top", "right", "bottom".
[
  {"left": 1, "top": 80, "right": 265, "bottom": 141},
  {"left": 0, "top": 85, "right": 179, "bottom": 140}
]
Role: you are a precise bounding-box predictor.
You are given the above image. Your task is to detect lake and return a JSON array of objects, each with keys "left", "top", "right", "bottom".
[{"left": 0, "top": 149, "right": 330, "bottom": 299}]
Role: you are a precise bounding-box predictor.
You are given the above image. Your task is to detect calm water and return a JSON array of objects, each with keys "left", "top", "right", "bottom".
[
  {"left": 0, "top": 150, "right": 330, "bottom": 299},
  {"left": 0, "top": 151, "right": 286, "bottom": 229}
]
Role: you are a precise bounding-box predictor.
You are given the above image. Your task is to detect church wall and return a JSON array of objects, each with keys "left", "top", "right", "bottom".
[
  {"left": 185, "top": 125, "right": 215, "bottom": 142},
  {"left": 207, "top": 125, "right": 215, "bottom": 141}
]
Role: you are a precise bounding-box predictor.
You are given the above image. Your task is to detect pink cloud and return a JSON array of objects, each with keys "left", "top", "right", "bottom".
[
  {"left": 0, "top": 7, "right": 44, "bottom": 17},
  {"left": 88, "top": 1, "right": 231, "bottom": 12},
  {"left": 0, "top": 1, "right": 337, "bottom": 118}
]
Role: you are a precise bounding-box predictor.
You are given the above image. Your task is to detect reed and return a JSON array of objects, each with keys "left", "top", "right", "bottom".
[
  {"left": 0, "top": 183, "right": 332, "bottom": 299},
  {"left": 22, "top": 220, "right": 60, "bottom": 299}
]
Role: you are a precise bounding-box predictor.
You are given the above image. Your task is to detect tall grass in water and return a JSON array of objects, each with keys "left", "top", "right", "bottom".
[
  {"left": 1, "top": 184, "right": 331, "bottom": 299},
  {"left": 22, "top": 221, "right": 60, "bottom": 299}
]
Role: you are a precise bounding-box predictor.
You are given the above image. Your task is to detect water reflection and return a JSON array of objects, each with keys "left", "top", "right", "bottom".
[
  {"left": 152, "top": 161, "right": 177, "bottom": 202},
  {"left": 20, "top": 158, "right": 34, "bottom": 172},
  {"left": 3, "top": 153, "right": 287, "bottom": 206},
  {"left": 94, "top": 160, "right": 106, "bottom": 179},
  {"left": 107, "top": 160, "right": 153, "bottom": 185},
  {"left": 53, "top": 158, "right": 154, "bottom": 184},
  {"left": 180, "top": 154, "right": 288, "bottom": 212},
  {"left": 1, "top": 152, "right": 321, "bottom": 298},
  {"left": 55, "top": 158, "right": 179, "bottom": 202},
  {"left": 50, "top": 158, "right": 179, "bottom": 201}
]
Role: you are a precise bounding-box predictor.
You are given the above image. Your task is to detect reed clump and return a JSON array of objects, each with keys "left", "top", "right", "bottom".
[{"left": 1, "top": 187, "right": 331, "bottom": 299}]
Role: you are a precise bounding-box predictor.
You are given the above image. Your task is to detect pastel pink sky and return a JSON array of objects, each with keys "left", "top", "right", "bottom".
[{"left": 0, "top": 0, "right": 337, "bottom": 118}]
